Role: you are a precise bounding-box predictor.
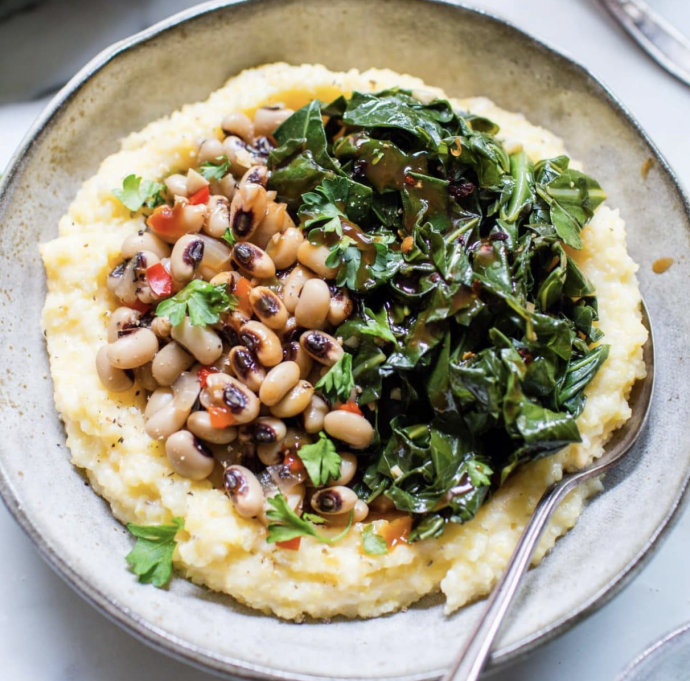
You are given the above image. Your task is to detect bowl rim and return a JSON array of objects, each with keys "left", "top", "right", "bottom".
[{"left": 1, "top": 0, "right": 690, "bottom": 679}]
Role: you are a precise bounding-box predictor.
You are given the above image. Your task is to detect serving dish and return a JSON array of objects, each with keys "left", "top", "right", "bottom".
[{"left": 0, "top": 0, "right": 688, "bottom": 678}]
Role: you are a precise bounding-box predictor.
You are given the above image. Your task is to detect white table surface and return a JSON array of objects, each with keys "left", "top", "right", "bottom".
[{"left": 2, "top": 1, "right": 690, "bottom": 679}]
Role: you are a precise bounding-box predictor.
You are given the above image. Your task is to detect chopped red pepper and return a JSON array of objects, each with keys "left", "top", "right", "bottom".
[
  {"left": 146, "top": 262, "right": 173, "bottom": 297},
  {"left": 234, "top": 276, "right": 253, "bottom": 316},
  {"left": 188, "top": 185, "right": 210, "bottom": 205},
  {"left": 207, "top": 406, "right": 236, "bottom": 429},
  {"left": 147, "top": 203, "right": 188, "bottom": 241},
  {"left": 197, "top": 365, "right": 219, "bottom": 389},
  {"left": 276, "top": 537, "right": 301, "bottom": 551},
  {"left": 380, "top": 516, "right": 412, "bottom": 550},
  {"left": 124, "top": 299, "right": 151, "bottom": 314},
  {"left": 283, "top": 452, "right": 305, "bottom": 472},
  {"left": 338, "top": 401, "right": 363, "bottom": 416}
]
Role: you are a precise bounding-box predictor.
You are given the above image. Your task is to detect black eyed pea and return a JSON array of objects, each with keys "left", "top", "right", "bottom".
[
  {"left": 170, "top": 234, "right": 205, "bottom": 283},
  {"left": 200, "top": 372, "right": 234, "bottom": 409},
  {"left": 164, "top": 173, "right": 189, "bottom": 198},
  {"left": 209, "top": 173, "right": 236, "bottom": 201},
  {"left": 220, "top": 376, "right": 261, "bottom": 425},
  {"left": 257, "top": 440, "right": 284, "bottom": 466},
  {"left": 239, "top": 320, "right": 283, "bottom": 367},
  {"left": 297, "top": 241, "right": 340, "bottom": 279},
  {"left": 197, "top": 137, "right": 225, "bottom": 164},
  {"left": 239, "top": 165, "right": 268, "bottom": 189},
  {"left": 327, "top": 288, "right": 354, "bottom": 326},
  {"left": 284, "top": 341, "right": 314, "bottom": 379},
  {"left": 203, "top": 195, "right": 231, "bottom": 239},
  {"left": 300, "top": 330, "right": 344, "bottom": 366},
  {"left": 144, "top": 387, "right": 173, "bottom": 420},
  {"left": 223, "top": 135, "right": 256, "bottom": 178},
  {"left": 96, "top": 345, "right": 134, "bottom": 392},
  {"left": 186, "top": 168, "right": 210, "bottom": 195},
  {"left": 276, "top": 315, "right": 300, "bottom": 345},
  {"left": 150, "top": 316, "right": 172, "bottom": 339},
  {"left": 232, "top": 242, "right": 275, "bottom": 279},
  {"left": 145, "top": 372, "right": 200, "bottom": 440},
  {"left": 295, "top": 279, "right": 331, "bottom": 329},
  {"left": 151, "top": 341, "right": 195, "bottom": 386},
  {"left": 328, "top": 453, "right": 358, "bottom": 487},
  {"left": 134, "top": 362, "right": 159, "bottom": 392},
  {"left": 252, "top": 416, "right": 287, "bottom": 444},
  {"left": 176, "top": 199, "right": 207, "bottom": 236},
  {"left": 311, "top": 486, "right": 358, "bottom": 515},
  {"left": 224, "top": 464, "right": 264, "bottom": 517},
  {"left": 282, "top": 264, "right": 315, "bottom": 313},
  {"left": 253, "top": 106, "right": 294, "bottom": 137},
  {"left": 133, "top": 250, "right": 162, "bottom": 304},
  {"left": 121, "top": 230, "right": 171, "bottom": 260},
  {"left": 249, "top": 286, "right": 288, "bottom": 329},
  {"left": 352, "top": 500, "right": 369, "bottom": 523},
  {"left": 187, "top": 410, "right": 237, "bottom": 445},
  {"left": 323, "top": 410, "right": 375, "bottom": 449},
  {"left": 110, "top": 259, "right": 138, "bottom": 305},
  {"left": 106, "top": 261, "right": 127, "bottom": 296},
  {"left": 228, "top": 346, "right": 266, "bottom": 393},
  {"left": 269, "top": 380, "right": 314, "bottom": 419},
  {"left": 259, "top": 361, "right": 301, "bottom": 407},
  {"left": 265, "top": 226, "right": 304, "bottom": 270},
  {"left": 107, "top": 307, "right": 141, "bottom": 343},
  {"left": 171, "top": 317, "right": 223, "bottom": 365},
  {"left": 196, "top": 234, "right": 233, "bottom": 281},
  {"left": 302, "top": 394, "right": 329, "bottom": 434},
  {"left": 166, "top": 430, "right": 215, "bottom": 480},
  {"left": 221, "top": 112, "right": 255, "bottom": 144},
  {"left": 107, "top": 327, "right": 159, "bottom": 370},
  {"left": 252, "top": 202, "right": 287, "bottom": 250}
]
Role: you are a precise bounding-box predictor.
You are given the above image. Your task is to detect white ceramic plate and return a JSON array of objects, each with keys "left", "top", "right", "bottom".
[{"left": 0, "top": 1, "right": 688, "bottom": 679}]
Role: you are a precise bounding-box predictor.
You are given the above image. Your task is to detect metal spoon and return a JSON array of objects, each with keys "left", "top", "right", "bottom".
[
  {"left": 443, "top": 300, "right": 655, "bottom": 681},
  {"left": 598, "top": 0, "right": 690, "bottom": 88}
]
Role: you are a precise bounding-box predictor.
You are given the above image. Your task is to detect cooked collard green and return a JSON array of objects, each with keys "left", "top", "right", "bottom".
[{"left": 267, "top": 89, "right": 608, "bottom": 541}]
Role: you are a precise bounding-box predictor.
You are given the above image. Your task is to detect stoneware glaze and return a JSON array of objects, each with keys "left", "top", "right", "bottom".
[{"left": 0, "top": 1, "right": 688, "bottom": 679}]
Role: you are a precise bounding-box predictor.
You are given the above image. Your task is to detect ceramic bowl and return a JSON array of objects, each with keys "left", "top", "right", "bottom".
[{"left": 1, "top": 1, "right": 689, "bottom": 679}]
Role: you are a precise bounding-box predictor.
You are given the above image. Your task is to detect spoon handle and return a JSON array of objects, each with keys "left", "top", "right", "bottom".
[{"left": 442, "top": 478, "right": 576, "bottom": 681}]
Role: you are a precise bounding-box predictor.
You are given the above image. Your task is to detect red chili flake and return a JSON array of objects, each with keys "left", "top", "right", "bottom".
[
  {"left": 276, "top": 537, "right": 301, "bottom": 551},
  {"left": 404, "top": 174, "right": 416, "bottom": 186}
]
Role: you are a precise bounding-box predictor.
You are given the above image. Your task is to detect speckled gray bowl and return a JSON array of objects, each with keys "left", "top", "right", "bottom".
[{"left": 0, "top": 1, "right": 688, "bottom": 679}]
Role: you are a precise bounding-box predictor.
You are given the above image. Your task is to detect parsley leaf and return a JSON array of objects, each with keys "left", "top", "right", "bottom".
[
  {"left": 360, "top": 307, "right": 398, "bottom": 345},
  {"left": 315, "top": 353, "right": 355, "bottom": 403},
  {"left": 361, "top": 524, "right": 388, "bottom": 555},
  {"left": 155, "top": 280, "right": 237, "bottom": 326},
  {"left": 125, "top": 517, "right": 184, "bottom": 587},
  {"left": 266, "top": 493, "right": 353, "bottom": 544},
  {"left": 113, "top": 174, "right": 166, "bottom": 212},
  {"left": 296, "top": 432, "right": 343, "bottom": 487},
  {"left": 199, "top": 155, "right": 231, "bottom": 181},
  {"left": 222, "top": 227, "right": 236, "bottom": 247},
  {"left": 299, "top": 177, "right": 348, "bottom": 237}
]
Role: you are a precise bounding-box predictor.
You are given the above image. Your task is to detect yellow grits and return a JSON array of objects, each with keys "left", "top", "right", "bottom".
[{"left": 40, "top": 63, "right": 647, "bottom": 620}]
